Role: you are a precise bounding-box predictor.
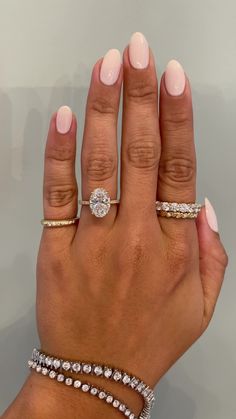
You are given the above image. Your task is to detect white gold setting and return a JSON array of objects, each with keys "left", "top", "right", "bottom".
[{"left": 79, "top": 188, "right": 119, "bottom": 218}]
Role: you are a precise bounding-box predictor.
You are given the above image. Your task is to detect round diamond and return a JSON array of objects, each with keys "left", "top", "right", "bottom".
[
  {"left": 45, "top": 357, "right": 52, "bottom": 367},
  {"left": 125, "top": 410, "right": 131, "bottom": 416},
  {"left": 65, "top": 378, "right": 73, "bottom": 386},
  {"left": 106, "top": 395, "right": 113, "bottom": 404},
  {"left": 53, "top": 359, "right": 61, "bottom": 369},
  {"left": 62, "top": 361, "right": 71, "bottom": 371},
  {"left": 82, "top": 384, "right": 90, "bottom": 392},
  {"left": 113, "top": 371, "right": 122, "bottom": 382},
  {"left": 28, "top": 360, "right": 33, "bottom": 368},
  {"left": 94, "top": 366, "right": 103, "bottom": 376},
  {"left": 72, "top": 363, "right": 81, "bottom": 373},
  {"left": 122, "top": 374, "right": 131, "bottom": 385},
  {"left": 57, "top": 374, "right": 64, "bottom": 382},
  {"left": 130, "top": 414, "right": 135, "bottom": 419},
  {"left": 83, "top": 364, "right": 92, "bottom": 374},
  {"left": 49, "top": 370, "right": 56, "bottom": 379},
  {"left": 90, "top": 387, "right": 99, "bottom": 396},
  {"left": 89, "top": 188, "right": 111, "bottom": 218},
  {"left": 162, "top": 202, "right": 170, "bottom": 211},
  {"left": 36, "top": 365, "right": 41, "bottom": 373},
  {"left": 98, "top": 391, "right": 106, "bottom": 399},
  {"left": 74, "top": 380, "right": 81, "bottom": 388},
  {"left": 42, "top": 368, "right": 48, "bottom": 376},
  {"left": 113, "top": 400, "right": 120, "bottom": 408},
  {"left": 119, "top": 404, "right": 126, "bottom": 412},
  {"left": 104, "top": 368, "right": 113, "bottom": 378}
]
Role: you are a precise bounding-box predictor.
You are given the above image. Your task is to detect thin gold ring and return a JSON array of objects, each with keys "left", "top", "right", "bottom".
[{"left": 41, "top": 217, "right": 79, "bottom": 227}]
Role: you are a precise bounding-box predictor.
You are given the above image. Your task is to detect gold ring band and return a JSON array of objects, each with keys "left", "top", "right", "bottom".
[
  {"left": 157, "top": 211, "right": 198, "bottom": 219},
  {"left": 41, "top": 218, "right": 79, "bottom": 227}
]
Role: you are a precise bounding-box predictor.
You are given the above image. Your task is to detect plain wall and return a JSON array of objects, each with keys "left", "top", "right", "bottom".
[{"left": 0, "top": 1, "right": 235, "bottom": 418}]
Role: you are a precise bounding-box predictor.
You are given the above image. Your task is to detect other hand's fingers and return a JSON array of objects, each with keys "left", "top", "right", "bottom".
[
  {"left": 158, "top": 60, "right": 196, "bottom": 235},
  {"left": 79, "top": 49, "right": 122, "bottom": 229},
  {"left": 118, "top": 33, "right": 161, "bottom": 225},
  {"left": 196, "top": 199, "right": 228, "bottom": 330},
  {"left": 43, "top": 106, "right": 78, "bottom": 242}
]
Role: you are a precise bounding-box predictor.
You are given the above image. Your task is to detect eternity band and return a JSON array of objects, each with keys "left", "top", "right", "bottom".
[{"left": 30, "top": 348, "right": 155, "bottom": 419}]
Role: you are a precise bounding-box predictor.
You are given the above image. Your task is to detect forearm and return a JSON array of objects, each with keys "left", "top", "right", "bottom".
[{"left": 2, "top": 371, "right": 144, "bottom": 419}]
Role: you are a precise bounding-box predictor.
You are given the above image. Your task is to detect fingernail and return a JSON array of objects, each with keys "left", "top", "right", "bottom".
[
  {"left": 165, "top": 59, "right": 186, "bottom": 96},
  {"left": 205, "top": 197, "right": 219, "bottom": 233},
  {"left": 129, "top": 32, "right": 149, "bottom": 69},
  {"left": 56, "top": 105, "right": 73, "bottom": 134},
  {"left": 100, "top": 49, "right": 122, "bottom": 86}
]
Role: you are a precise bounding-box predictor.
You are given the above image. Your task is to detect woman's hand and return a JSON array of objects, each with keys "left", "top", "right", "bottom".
[{"left": 4, "top": 32, "right": 228, "bottom": 419}]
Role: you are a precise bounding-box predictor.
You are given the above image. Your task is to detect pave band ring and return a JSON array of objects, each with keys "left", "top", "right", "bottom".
[
  {"left": 41, "top": 218, "right": 79, "bottom": 227},
  {"left": 78, "top": 188, "right": 119, "bottom": 218},
  {"left": 156, "top": 201, "right": 201, "bottom": 219}
]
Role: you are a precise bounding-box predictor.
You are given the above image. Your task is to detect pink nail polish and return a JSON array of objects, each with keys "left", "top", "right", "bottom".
[
  {"left": 165, "top": 59, "right": 186, "bottom": 96},
  {"left": 56, "top": 106, "right": 73, "bottom": 134},
  {"left": 100, "top": 49, "right": 122, "bottom": 86},
  {"left": 205, "top": 197, "right": 219, "bottom": 233},
  {"left": 129, "top": 32, "right": 149, "bottom": 69}
]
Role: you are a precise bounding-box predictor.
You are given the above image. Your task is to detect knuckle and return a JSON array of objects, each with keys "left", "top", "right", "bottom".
[
  {"left": 84, "top": 148, "right": 116, "bottom": 181},
  {"left": 126, "top": 78, "right": 157, "bottom": 105},
  {"left": 46, "top": 145, "right": 74, "bottom": 162},
  {"left": 127, "top": 136, "right": 159, "bottom": 170},
  {"left": 159, "top": 155, "right": 195, "bottom": 185},
  {"left": 162, "top": 110, "right": 192, "bottom": 132},
  {"left": 89, "top": 95, "right": 116, "bottom": 116},
  {"left": 45, "top": 184, "right": 77, "bottom": 207}
]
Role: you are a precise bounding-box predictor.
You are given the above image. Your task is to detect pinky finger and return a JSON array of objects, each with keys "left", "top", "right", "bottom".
[{"left": 196, "top": 198, "right": 228, "bottom": 330}]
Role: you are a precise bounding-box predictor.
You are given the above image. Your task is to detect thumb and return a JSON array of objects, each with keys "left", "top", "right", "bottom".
[{"left": 196, "top": 198, "right": 228, "bottom": 330}]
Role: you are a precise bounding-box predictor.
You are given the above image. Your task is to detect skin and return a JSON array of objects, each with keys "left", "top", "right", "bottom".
[{"left": 2, "top": 45, "right": 228, "bottom": 419}]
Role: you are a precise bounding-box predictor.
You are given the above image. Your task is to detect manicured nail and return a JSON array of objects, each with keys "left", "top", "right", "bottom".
[
  {"left": 56, "top": 105, "right": 73, "bottom": 134},
  {"left": 129, "top": 32, "right": 149, "bottom": 69},
  {"left": 205, "top": 197, "right": 219, "bottom": 233},
  {"left": 165, "top": 59, "right": 186, "bottom": 96},
  {"left": 100, "top": 49, "right": 122, "bottom": 86}
]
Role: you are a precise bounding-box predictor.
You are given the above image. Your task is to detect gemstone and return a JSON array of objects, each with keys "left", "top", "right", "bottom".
[
  {"left": 28, "top": 360, "right": 33, "bottom": 368},
  {"left": 74, "top": 380, "right": 81, "bottom": 388},
  {"left": 82, "top": 384, "right": 90, "bottom": 392},
  {"left": 83, "top": 364, "right": 92, "bottom": 374},
  {"left": 98, "top": 391, "right": 106, "bottom": 399},
  {"left": 130, "top": 415, "right": 135, "bottom": 419},
  {"left": 65, "top": 378, "right": 73, "bottom": 386},
  {"left": 137, "top": 382, "right": 145, "bottom": 393},
  {"left": 45, "top": 357, "right": 52, "bottom": 367},
  {"left": 125, "top": 410, "right": 131, "bottom": 416},
  {"left": 129, "top": 378, "right": 139, "bottom": 389},
  {"left": 62, "top": 361, "right": 71, "bottom": 371},
  {"left": 90, "top": 387, "right": 98, "bottom": 395},
  {"left": 104, "top": 368, "right": 113, "bottom": 378},
  {"left": 42, "top": 368, "right": 48, "bottom": 376},
  {"left": 113, "top": 371, "right": 122, "bottom": 382},
  {"left": 162, "top": 202, "right": 170, "bottom": 211},
  {"left": 113, "top": 400, "right": 120, "bottom": 408},
  {"left": 72, "top": 363, "right": 81, "bottom": 373},
  {"left": 36, "top": 365, "right": 41, "bottom": 373},
  {"left": 94, "top": 366, "right": 103, "bottom": 376},
  {"left": 53, "top": 359, "right": 61, "bottom": 369},
  {"left": 106, "top": 395, "right": 113, "bottom": 404},
  {"left": 57, "top": 374, "right": 64, "bottom": 382},
  {"left": 119, "top": 404, "right": 126, "bottom": 412},
  {"left": 122, "top": 374, "right": 131, "bottom": 385},
  {"left": 32, "top": 362, "right": 37, "bottom": 369},
  {"left": 89, "top": 188, "right": 111, "bottom": 218},
  {"left": 49, "top": 370, "right": 56, "bottom": 379}
]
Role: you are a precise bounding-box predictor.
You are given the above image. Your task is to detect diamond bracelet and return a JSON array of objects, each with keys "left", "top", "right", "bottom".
[{"left": 30, "top": 348, "right": 155, "bottom": 419}]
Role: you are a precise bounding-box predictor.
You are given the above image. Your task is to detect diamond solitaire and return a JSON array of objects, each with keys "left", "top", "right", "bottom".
[{"left": 78, "top": 188, "right": 119, "bottom": 218}]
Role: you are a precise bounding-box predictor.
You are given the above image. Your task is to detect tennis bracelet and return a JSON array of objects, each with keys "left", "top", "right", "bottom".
[{"left": 29, "top": 348, "right": 155, "bottom": 419}]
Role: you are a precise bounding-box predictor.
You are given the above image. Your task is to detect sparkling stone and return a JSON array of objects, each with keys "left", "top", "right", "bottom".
[
  {"left": 129, "top": 378, "right": 139, "bottom": 389},
  {"left": 45, "top": 357, "right": 52, "bottom": 367},
  {"left": 65, "top": 378, "right": 73, "bottom": 386},
  {"left": 53, "top": 359, "right": 61, "bottom": 369},
  {"left": 74, "top": 380, "right": 81, "bottom": 388},
  {"left": 83, "top": 364, "right": 92, "bottom": 374},
  {"left": 39, "top": 354, "right": 45, "bottom": 364},
  {"left": 125, "top": 410, "right": 131, "bottom": 416},
  {"left": 90, "top": 387, "right": 98, "bottom": 395},
  {"left": 36, "top": 365, "right": 41, "bottom": 373},
  {"left": 98, "top": 391, "right": 106, "bottom": 399},
  {"left": 89, "top": 188, "right": 111, "bottom": 218},
  {"left": 94, "top": 365, "right": 103, "bottom": 376},
  {"left": 122, "top": 374, "right": 131, "bottom": 385},
  {"left": 72, "top": 363, "right": 81, "bottom": 373},
  {"left": 129, "top": 415, "right": 135, "bottom": 419},
  {"left": 62, "top": 361, "right": 71, "bottom": 371},
  {"left": 32, "top": 362, "right": 37, "bottom": 369},
  {"left": 119, "top": 404, "right": 126, "bottom": 412},
  {"left": 106, "top": 395, "right": 113, "bottom": 404},
  {"left": 113, "top": 371, "right": 122, "bottom": 382},
  {"left": 113, "top": 400, "right": 120, "bottom": 408},
  {"left": 57, "top": 374, "right": 64, "bottom": 382},
  {"left": 137, "top": 382, "right": 145, "bottom": 393},
  {"left": 162, "top": 202, "right": 170, "bottom": 211},
  {"left": 28, "top": 360, "right": 33, "bottom": 368},
  {"left": 42, "top": 368, "right": 48, "bottom": 376},
  {"left": 104, "top": 368, "right": 113, "bottom": 378},
  {"left": 82, "top": 384, "right": 90, "bottom": 392},
  {"left": 49, "top": 370, "right": 56, "bottom": 379}
]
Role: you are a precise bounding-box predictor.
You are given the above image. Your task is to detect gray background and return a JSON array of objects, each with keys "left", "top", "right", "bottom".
[{"left": 0, "top": 0, "right": 235, "bottom": 418}]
